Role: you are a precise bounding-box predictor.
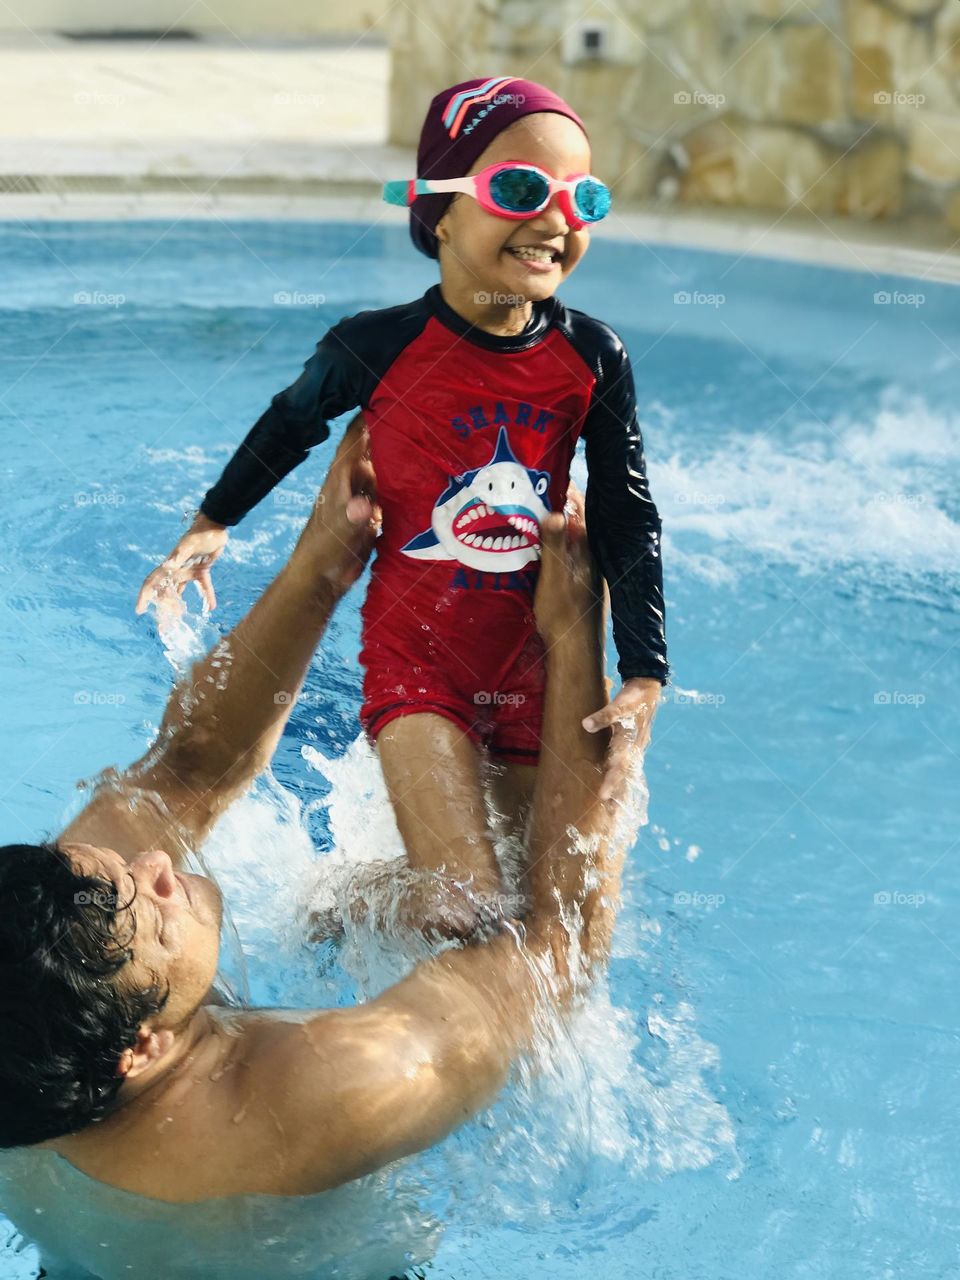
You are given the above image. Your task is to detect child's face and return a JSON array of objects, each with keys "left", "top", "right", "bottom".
[{"left": 435, "top": 112, "right": 594, "bottom": 302}]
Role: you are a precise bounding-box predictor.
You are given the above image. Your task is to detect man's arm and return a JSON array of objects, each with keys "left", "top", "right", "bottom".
[
  {"left": 244, "top": 497, "right": 620, "bottom": 1197},
  {"left": 61, "top": 416, "right": 379, "bottom": 864}
]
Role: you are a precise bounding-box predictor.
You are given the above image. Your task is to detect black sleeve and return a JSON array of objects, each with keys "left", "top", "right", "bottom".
[
  {"left": 200, "top": 326, "right": 366, "bottom": 527},
  {"left": 581, "top": 335, "right": 669, "bottom": 685}
]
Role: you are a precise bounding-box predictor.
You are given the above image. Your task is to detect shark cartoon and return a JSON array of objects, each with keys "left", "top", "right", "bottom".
[{"left": 400, "top": 426, "right": 552, "bottom": 573}]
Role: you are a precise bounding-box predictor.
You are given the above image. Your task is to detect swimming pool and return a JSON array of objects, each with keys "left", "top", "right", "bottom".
[{"left": 0, "top": 217, "right": 957, "bottom": 1278}]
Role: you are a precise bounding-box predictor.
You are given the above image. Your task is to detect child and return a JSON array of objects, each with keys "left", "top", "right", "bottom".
[{"left": 138, "top": 76, "right": 669, "bottom": 933}]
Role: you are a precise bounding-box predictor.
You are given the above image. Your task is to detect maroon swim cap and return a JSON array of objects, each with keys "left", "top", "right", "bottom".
[{"left": 410, "top": 76, "right": 587, "bottom": 260}]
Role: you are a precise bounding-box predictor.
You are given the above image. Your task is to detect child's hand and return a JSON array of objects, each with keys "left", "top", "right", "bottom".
[
  {"left": 135, "top": 513, "right": 229, "bottom": 618},
  {"left": 582, "top": 677, "right": 660, "bottom": 801}
]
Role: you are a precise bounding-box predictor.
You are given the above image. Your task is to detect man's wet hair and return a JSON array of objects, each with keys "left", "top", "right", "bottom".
[{"left": 0, "top": 841, "right": 168, "bottom": 1147}]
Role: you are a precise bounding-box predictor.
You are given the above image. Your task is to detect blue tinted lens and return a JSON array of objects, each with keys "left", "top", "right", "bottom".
[
  {"left": 489, "top": 167, "right": 550, "bottom": 213},
  {"left": 574, "top": 178, "right": 611, "bottom": 222}
]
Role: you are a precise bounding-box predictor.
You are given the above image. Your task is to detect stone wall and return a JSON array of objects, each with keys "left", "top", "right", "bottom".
[{"left": 387, "top": 0, "right": 960, "bottom": 234}]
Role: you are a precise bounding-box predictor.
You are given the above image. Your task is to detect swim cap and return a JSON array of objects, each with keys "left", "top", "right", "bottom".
[{"left": 410, "top": 76, "right": 588, "bottom": 260}]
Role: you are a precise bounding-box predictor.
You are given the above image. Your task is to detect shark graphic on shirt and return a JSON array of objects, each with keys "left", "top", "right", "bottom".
[{"left": 399, "top": 426, "right": 552, "bottom": 573}]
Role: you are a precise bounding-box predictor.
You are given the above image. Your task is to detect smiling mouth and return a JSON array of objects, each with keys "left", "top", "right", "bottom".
[
  {"left": 452, "top": 501, "right": 541, "bottom": 552},
  {"left": 504, "top": 246, "right": 561, "bottom": 265}
]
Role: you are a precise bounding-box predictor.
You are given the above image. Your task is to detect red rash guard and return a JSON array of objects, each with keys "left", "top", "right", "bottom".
[{"left": 200, "top": 285, "right": 668, "bottom": 762}]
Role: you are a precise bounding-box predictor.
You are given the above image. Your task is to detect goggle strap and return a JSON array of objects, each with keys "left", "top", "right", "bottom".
[{"left": 382, "top": 180, "right": 415, "bottom": 207}]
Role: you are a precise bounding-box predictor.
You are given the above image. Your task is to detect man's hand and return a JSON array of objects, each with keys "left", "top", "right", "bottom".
[
  {"left": 533, "top": 483, "right": 603, "bottom": 651},
  {"left": 303, "top": 415, "right": 381, "bottom": 593},
  {"left": 582, "top": 676, "right": 661, "bottom": 802},
  {"left": 135, "top": 512, "right": 228, "bottom": 620}
]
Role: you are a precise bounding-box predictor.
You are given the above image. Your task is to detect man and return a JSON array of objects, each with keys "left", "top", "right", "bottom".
[{"left": 0, "top": 420, "right": 622, "bottom": 1268}]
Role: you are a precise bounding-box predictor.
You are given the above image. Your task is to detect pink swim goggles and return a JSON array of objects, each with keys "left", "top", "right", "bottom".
[{"left": 383, "top": 160, "right": 611, "bottom": 231}]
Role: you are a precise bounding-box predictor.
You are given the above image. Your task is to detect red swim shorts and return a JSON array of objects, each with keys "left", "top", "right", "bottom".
[{"left": 359, "top": 627, "right": 546, "bottom": 765}]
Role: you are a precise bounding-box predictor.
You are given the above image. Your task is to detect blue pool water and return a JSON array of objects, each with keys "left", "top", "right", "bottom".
[{"left": 0, "top": 219, "right": 958, "bottom": 1278}]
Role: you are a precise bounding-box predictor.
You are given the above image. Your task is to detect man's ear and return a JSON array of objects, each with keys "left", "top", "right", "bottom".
[{"left": 116, "top": 1026, "right": 175, "bottom": 1082}]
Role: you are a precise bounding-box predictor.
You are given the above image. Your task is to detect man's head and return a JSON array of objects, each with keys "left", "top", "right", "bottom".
[{"left": 0, "top": 840, "right": 222, "bottom": 1147}]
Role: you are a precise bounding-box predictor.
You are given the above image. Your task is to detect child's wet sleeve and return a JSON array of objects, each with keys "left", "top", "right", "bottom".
[
  {"left": 200, "top": 327, "right": 366, "bottom": 527},
  {"left": 581, "top": 336, "right": 669, "bottom": 685}
]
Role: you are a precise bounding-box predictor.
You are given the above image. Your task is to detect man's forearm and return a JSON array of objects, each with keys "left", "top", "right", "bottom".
[
  {"left": 152, "top": 523, "right": 343, "bottom": 794},
  {"left": 527, "top": 626, "right": 610, "bottom": 916}
]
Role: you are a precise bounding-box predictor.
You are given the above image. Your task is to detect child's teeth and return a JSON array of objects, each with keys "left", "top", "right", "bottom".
[{"left": 509, "top": 247, "right": 554, "bottom": 262}]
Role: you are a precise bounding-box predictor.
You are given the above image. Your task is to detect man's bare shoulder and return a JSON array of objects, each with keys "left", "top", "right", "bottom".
[{"left": 48, "top": 1003, "right": 418, "bottom": 1203}]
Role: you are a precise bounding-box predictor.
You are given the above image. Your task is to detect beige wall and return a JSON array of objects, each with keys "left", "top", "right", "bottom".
[
  {"left": 3, "top": 0, "right": 394, "bottom": 36},
  {"left": 389, "top": 0, "right": 960, "bottom": 234}
]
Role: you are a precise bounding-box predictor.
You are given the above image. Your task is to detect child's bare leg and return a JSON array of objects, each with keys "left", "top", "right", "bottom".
[
  {"left": 486, "top": 760, "right": 538, "bottom": 848},
  {"left": 375, "top": 711, "right": 503, "bottom": 936}
]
